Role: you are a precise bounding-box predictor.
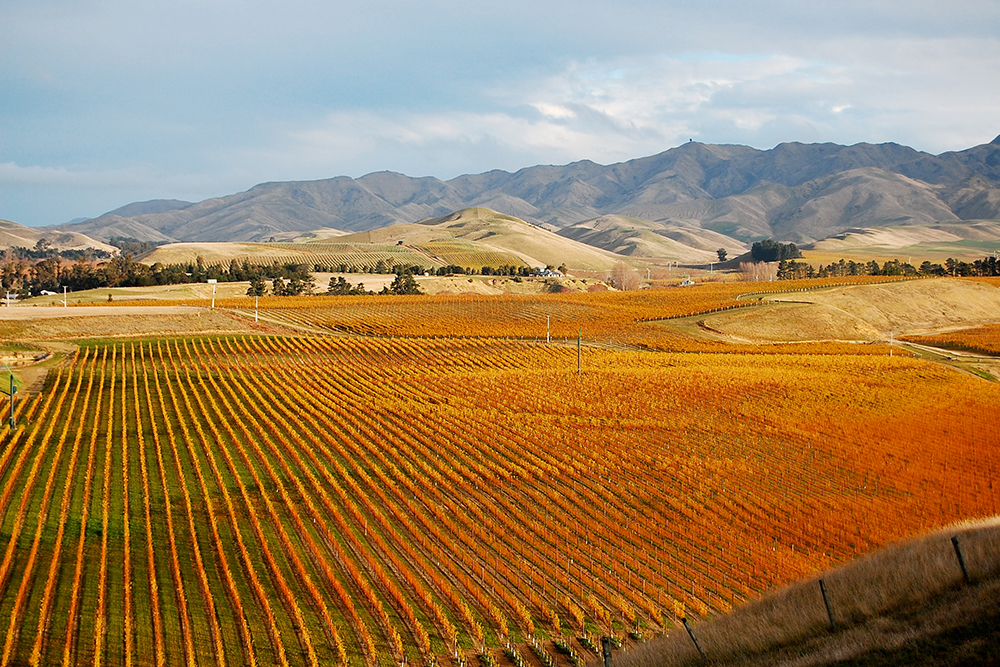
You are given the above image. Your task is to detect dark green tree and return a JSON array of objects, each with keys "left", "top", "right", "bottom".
[
  {"left": 388, "top": 272, "right": 422, "bottom": 295},
  {"left": 271, "top": 276, "right": 286, "bottom": 296},
  {"left": 247, "top": 277, "right": 267, "bottom": 297}
]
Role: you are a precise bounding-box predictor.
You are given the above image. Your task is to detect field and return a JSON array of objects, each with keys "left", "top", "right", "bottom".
[
  {"left": 0, "top": 276, "right": 998, "bottom": 666},
  {"left": 216, "top": 276, "right": 913, "bottom": 347},
  {"left": 141, "top": 242, "right": 447, "bottom": 273},
  {"left": 902, "top": 324, "right": 1000, "bottom": 355}
]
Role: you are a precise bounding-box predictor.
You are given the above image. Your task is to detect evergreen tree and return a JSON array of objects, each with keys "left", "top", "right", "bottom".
[
  {"left": 271, "top": 276, "right": 286, "bottom": 296},
  {"left": 247, "top": 276, "right": 267, "bottom": 297},
  {"left": 388, "top": 272, "right": 422, "bottom": 295}
]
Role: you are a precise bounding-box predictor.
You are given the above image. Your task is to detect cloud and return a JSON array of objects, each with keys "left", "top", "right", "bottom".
[
  {"left": 257, "top": 53, "right": 855, "bottom": 178},
  {"left": 0, "top": 161, "right": 234, "bottom": 210},
  {"left": 0, "top": 162, "right": 156, "bottom": 189},
  {"left": 262, "top": 33, "right": 1000, "bottom": 183}
]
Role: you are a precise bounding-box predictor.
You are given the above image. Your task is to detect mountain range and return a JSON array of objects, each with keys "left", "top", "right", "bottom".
[{"left": 48, "top": 135, "right": 1000, "bottom": 249}]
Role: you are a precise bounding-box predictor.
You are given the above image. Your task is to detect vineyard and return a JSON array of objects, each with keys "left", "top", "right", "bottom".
[
  {"left": 0, "top": 334, "right": 997, "bottom": 667},
  {"left": 165, "top": 242, "right": 531, "bottom": 274},
  {"left": 903, "top": 323, "right": 1000, "bottom": 355},
  {"left": 214, "top": 276, "right": 912, "bottom": 348},
  {"left": 190, "top": 243, "right": 445, "bottom": 273}
]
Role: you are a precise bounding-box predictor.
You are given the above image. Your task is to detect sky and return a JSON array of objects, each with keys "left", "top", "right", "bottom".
[{"left": 2, "top": 0, "right": 999, "bottom": 227}]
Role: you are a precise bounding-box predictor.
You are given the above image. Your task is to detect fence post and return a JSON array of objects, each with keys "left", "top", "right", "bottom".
[
  {"left": 819, "top": 578, "right": 835, "bottom": 631},
  {"left": 601, "top": 636, "right": 612, "bottom": 667},
  {"left": 681, "top": 618, "right": 707, "bottom": 664},
  {"left": 951, "top": 536, "right": 971, "bottom": 583}
]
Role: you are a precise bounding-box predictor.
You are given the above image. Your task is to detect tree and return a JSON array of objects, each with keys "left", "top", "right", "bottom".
[
  {"left": 387, "top": 271, "right": 422, "bottom": 295},
  {"left": 609, "top": 262, "right": 640, "bottom": 291},
  {"left": 739, "top": 261, "right": 777, "bottom": 282},
  {"left": 716, "top": 248, "right": 727, "bottom": 262},
  {"left": 271, "top": 276, "right": 286, "bottom": 296},
  {"left": 328, "top": 276, "right": 350, "bottom": 295},
  {"left": 750, "top": 240, "right": 801, "bottom": 263},
  {"left": 247, "top": 277, "right": 267, "bottom": 297}
]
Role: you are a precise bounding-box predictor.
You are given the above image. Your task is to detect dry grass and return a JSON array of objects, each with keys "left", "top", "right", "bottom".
[
  {"left": 618, "top": 518, "right": 1000, "bottom": 667},
  {"left": 0, "top": 308, "right": 282, "bottom": 340},
  {"left": 699, "top": 278, "right": 1000, "bottom": 343}
]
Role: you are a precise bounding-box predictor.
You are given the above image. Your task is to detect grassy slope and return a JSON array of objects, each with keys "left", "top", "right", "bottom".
[
  {"left": 556, "top": 215, "right": 745, "bottom": 263},
  {"left": 0, "top": 219, "right": 115, "bottom": 253},
  {"left": 697, "top": 278, "right": 1000, "bottom": 343},
  {"left": 618, "top": 519, "right": 1000, "bottom": 667},
  {"left": 136, "top": 208, "right": 639, "bottom": 272},
  {"left": 318, "top": 207, "right": 636, "bottom": 271},
  {"left": 801, "top": 220, "right": 1000, "bottom": 265}
]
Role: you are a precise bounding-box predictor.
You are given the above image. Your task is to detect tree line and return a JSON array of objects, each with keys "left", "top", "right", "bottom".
[
  {"left": 776, "top": 256, "right": 1000, "bottom": 280},
  {"left": 324, "top": 272, "right": 423, "bottom": 296},
  {"left": 1, "top": 253, "right": 316, "bottom": 298}
]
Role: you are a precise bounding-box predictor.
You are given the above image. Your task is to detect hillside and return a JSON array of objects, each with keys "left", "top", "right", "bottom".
[
  {"left": 697, "top": 278, "right": 1000, "bottom": 344},
  {"left": 140, "top": 208, "right": 637, "bottom": 272},
  {"left": 556, "top": 215, "right": 745, "bottom": 263},
  {"left": 338, "top": 207, "right": 633, "bottom": 271},
  {"left": 802, "top": 220, "right": 1000, "bottom": 263},
  {"left": 619, "top": 518, "right": 1000, "bottom": 667},
  {"left": 47, "top": 136, "right": 1000, "bottom": 247},
  {"left": 0, "top": 219, "right": 114, "bottom": 253}
]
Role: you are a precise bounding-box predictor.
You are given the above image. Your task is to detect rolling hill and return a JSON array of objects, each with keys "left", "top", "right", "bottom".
[
  {"left": 802, "top": 220, "right": 1000, "bottom": 263},
  {"left": 556, "top": 214, "right": 746, "bottom": 263},
  {"left": 0, "top": 219, "right": 114, "bottom": 254},
  {"left": 338, "top": 207, "right": 638, "bottom": 271},
  {"left": 139, "top": 208, "right": 643, "bottom": 272},
  {"left": 47, "top": 136, "right": 1000, "bottom": 250}
]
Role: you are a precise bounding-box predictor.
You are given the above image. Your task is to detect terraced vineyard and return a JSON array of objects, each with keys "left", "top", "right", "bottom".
[{"left": 0, "top": 334, "right": 997, "bottom": 666}]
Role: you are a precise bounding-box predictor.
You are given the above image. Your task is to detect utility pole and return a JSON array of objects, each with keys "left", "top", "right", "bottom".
[
  {"left": 1, "top": 366, "right": 16, "bottom": 429},
  {"left": 7, "top": 374, "right": 14, "bottom": 428},
  {"left": 255, "top": 294, "right": 259, "bottom": 322},
  {"left": 577, "top": 328, "right": 582, "bottom": 375},
  {"left": 546, "top": 315, "right": 550, "bottom": 344},
  {"left": 208, "top": 278, "right": 217, "bottom": 309},
  {"left": 62, "top": 285, "right": 67, "bottom": 307}
]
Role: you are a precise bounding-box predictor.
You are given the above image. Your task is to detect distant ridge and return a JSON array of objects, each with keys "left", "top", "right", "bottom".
[
  {"left": 48, "top": 137, "right": 1000, "bottom": 249},
  {"left": 0, "top": 219, "right": 114, "bottom": 253}
]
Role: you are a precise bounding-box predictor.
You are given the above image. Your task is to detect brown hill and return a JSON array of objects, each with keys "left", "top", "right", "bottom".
[
  {"left": 556, "top": 215, "right": 744, "bottom": 262},
  {"left": 139, "top": 208, "right": 642, "bottom": 273},
  {"left": 698, "top": 278, "right": 1000, "bottom": 344},
  {"left": 339, "top": 207, "right": 632, "bottom": 271},
  {"left": 0, "top": 219, "right": 114, "bottom": 253}
]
